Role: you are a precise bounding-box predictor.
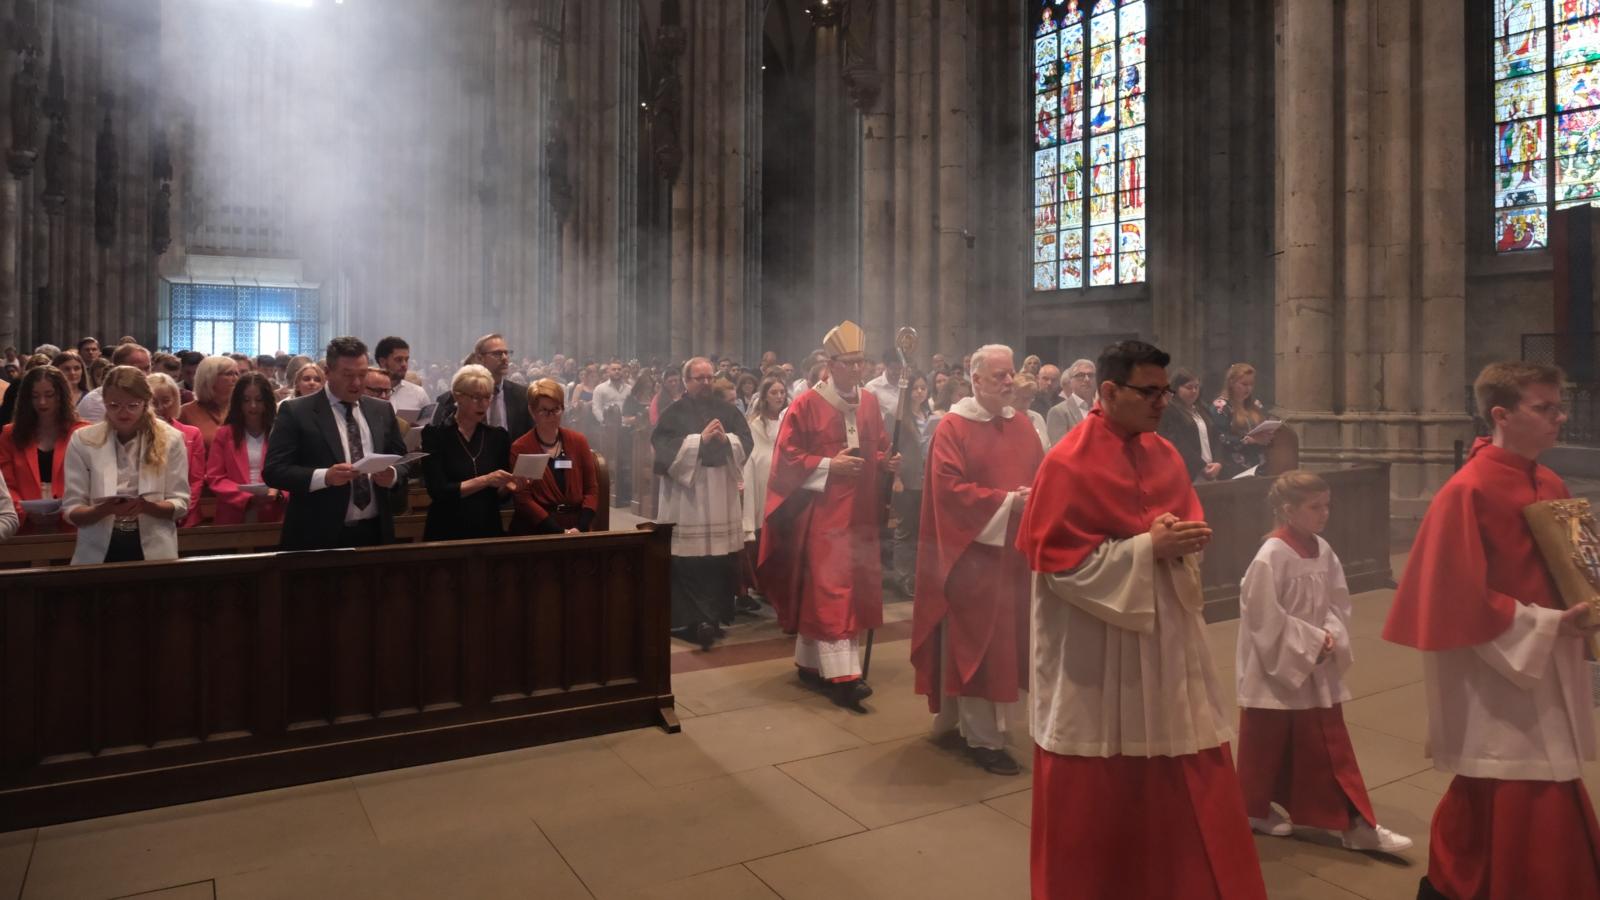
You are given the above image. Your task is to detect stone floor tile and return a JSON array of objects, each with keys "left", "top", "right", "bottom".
[
  {"left": 215, "top": 822, "right": 590, "bottom": 900},
  {"left": 1400, "top": 767, "right": 1454, "bottom": 796},
  {"left": 537, "top": 766, "right": 862, "bottom": 898},
  {"left": 1341, "top": 681, "right": 1428, "bottom": 745},
  {"left": 1259, "top": 862, "right": 1363, "bottom": 899},
  {"left": 1346, "top": 590, "right": 1397, "bottom": 640},
  {"left": 113, "top": 882, "right": 215, "bottom": 900},
  {"left": 23, "top": 780, "right": 374, "bottom": 900},
  {"left": 748, "top": 803, "right": 1030, "bottom": 900},
  {"left": 620, "top": 865, "right": 781, "bottom": 900},
  {"left": 1253, "top": 781, "right": 1433, "bottom": 900},
  {"left": 353, "top": 734, "right": 652, "bottom": 844},
  {"left": 1340, "top": 637, "right": 1424, "bottom": 701},
  {"left": 0, "top": 829, "right": 35, "bottom": 900},
  {"left": 1344, "top": 722, "right": 1430, "bottom": 790},
  {"left": 984, "top": 790, "right": 1032, "bottom": 828},
  {"left": 673, "top": 655, "right": 819, "bottom": 716},
  {"left": 777, "top": 735, "right": 1030, "bottom": 829},
  {"left": 609, "top": 701, "right": 867, "bottom": 787}
]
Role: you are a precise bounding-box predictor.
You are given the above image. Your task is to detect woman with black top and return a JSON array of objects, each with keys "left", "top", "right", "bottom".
[{"left": 420, "top": 364, "right": 514, "bottom": 541}]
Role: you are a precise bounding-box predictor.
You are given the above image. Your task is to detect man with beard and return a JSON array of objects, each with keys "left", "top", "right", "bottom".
[{"left": 654, "top": 356, "right": 753, "bottom": 650}]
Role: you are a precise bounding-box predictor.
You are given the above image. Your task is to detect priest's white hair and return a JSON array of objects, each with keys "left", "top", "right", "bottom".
[{"left": 969, "top": 344, "right": 1015, "bottom": 379}]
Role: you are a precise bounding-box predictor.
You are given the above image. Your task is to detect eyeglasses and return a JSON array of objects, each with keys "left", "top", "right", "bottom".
[
  {"left": 533, "top": 406, "right": 564, "bottom": 417},
  {"left": 483, "top": 349, "right": 512, "bottom": 358},
  {"left": 457, "top": 392, "right": 492, "bottom": 403},
  {"left": 1116, "top": 382, "right": 1174, "bottom": 402},
  {"left": 1526, "top": 401, "right": 1569, "bottom": 419},
  {"left": 365, "top": 386, "right": 393, "bottom": 398},
  {"left": 104, "top": 400, "right": 148, "bottom": 413}
]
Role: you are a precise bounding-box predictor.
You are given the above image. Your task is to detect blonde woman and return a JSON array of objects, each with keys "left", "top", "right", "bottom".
[
  {"left": 1212, "top": 362, "right": 1272, "bottom": 477},
  {"left": 179, "top": 355, "right": 242, "bottom": 449},
  {"left": 62, "top": 366, "right": 190, "bottom": 564}
]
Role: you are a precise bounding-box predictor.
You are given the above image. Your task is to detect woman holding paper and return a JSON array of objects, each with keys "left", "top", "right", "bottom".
[
  {"left": 61, "top": 366, "right": 190, "bottom": 564},
  {"left": 0, "top": 365, "right": 86, "bottom": 533},
  {"left": 510, "top": 378, "right": 599, "bottom": 535},
  {"left": 420, "top": 364, "right": 513, "bottom": 541},
  {"left": 1211, "top": 362, "right": 1276, "bottom": 478},
  {"left": 206, "top": 372, "right": 287, "bottom": 525},
  {"left": 149, "top": 374, "right": 206, "bottom": 528}
]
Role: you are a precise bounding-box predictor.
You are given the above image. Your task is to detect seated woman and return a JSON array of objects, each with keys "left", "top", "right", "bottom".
[
  {"left": 420, "top": 364, "right": 514, "bottom": 541},
  {"left": 1160, "top": 368, "right": 1225, "bottom": 483},
  {"left": 0, "top": 365, "right": 86, "bottom": 533},
  {"left": 279, "top": 356, "right": 320, "bottom": 401},
  {"left": 149, "top": 374, "right": 206, "bottom": 527},
  {"left": 61, "top": 366, "right": 191, "bottom": 564},
  {"left": 51, "top": 350, "right": 89, "bottom": 408},
  {"left": 510, "top": 378, "right": 599, "bottom": 535},
  {"left": 206, "top": 372, "right": 288, "bottom": 525},
  {"left": 179, "top": 355, "right": 241, "bottom": 450},
  {"left": 1211, "top": 362, "right": 1274, "bottom": 478}
]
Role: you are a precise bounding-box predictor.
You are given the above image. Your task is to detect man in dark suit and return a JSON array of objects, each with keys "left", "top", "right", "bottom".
[
  {"left": 264, "top": 336, "right": 411, "bottom": 550},
  {"left": 431, "top": 333, "right": 532, "bottom": 440}
]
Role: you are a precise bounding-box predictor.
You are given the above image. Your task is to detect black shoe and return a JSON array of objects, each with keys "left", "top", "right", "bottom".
[
  {"left": 693, "top": 621, "right": 717, "bottom": 651},
  {"left": 830, "top": 681, "right": 868, "bottom": 713},
  {"left": 854, "top": 680, "right": 873, "bottom": 700},
  {"left": 930, "top": 730, "right": 969, "bottom": 754},
  {"left": 798, "top": 668, "right": 825, "bottom": 688},
  {"left": 735, "top": 595, "right": 762, "bottom": 614},
  {"left": 968, "top": 746, "right": 1022, "bottom": 776}
]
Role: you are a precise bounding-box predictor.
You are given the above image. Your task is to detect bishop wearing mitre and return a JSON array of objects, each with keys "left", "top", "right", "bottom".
[{"left": 758, "top": 320, "right": 898, "bottom": 712}]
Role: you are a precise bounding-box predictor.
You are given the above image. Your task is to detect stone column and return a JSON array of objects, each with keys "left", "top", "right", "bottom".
[
  {"left": 858, "top": 0, "right": 894, "bottom": 358},
  {"left": 1274, "top": 0, "right": 1337, "bottom": 450},
  {"left": 931, "top": 0, "right": 967, "bottom": 358},
  {"left": 811, "top": 1, "right": 861, "bottom": 344}
]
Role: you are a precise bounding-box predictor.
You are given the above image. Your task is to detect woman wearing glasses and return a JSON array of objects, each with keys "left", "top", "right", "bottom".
[
  {"left": 510, "top": 378, "right": 599, "bottom": 535},
  {"left": 61, "top": 366, "right": 191, "bottom": 564},
  {"left": 420, "top": 364, "right": 515, "bottom": 542}
]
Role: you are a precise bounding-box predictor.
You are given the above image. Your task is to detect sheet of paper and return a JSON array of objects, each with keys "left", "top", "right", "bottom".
[
  {"left": 352, "top": 452, "right": 428, "bottom": 476},
  {"left": 1246, "top": 419, "right": 1282, "bottom": 439},
  {"left": 513, "top": 453, "right": 550, "bottom": 480},
  {"left": 394, "top": 407, "right": 423, "bottom": 425},
  {"left": 90, "top": 492, "right": 141, "bottom": 502},
  {"left": 1231, "top": 465, "right": 1259, "bottom": 480},
  {"left": 239, "top": 483, "right": 271, "bottom": 496},
  {"left": 18, "top": 498, "right": 61, "bottom": 514},
  {"left": 416, "top": 402, "right": 438, "bottom": 427}
]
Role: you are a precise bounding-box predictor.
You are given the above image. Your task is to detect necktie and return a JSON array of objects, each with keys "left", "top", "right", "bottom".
[
  {"left": 342, "top": 401, "right": 372, "bottom": 510},
  {"left": 489, "top": 384, "right": 503, "bottom": 428}
]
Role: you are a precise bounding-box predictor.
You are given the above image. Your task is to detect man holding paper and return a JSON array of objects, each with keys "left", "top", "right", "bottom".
[{"left": 264, "top": 336, "right": 413, "bottom": 550}]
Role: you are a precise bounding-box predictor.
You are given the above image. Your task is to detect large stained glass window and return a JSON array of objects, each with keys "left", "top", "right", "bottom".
[
  {"left": 1032, "top": 0, "right": 1146, "bottom": 291},
  {"left": 1492, "top": 0, "right": 1600, "bottom": 252}
]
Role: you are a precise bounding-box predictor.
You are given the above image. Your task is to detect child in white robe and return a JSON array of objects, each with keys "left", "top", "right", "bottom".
[{"left": 1235, "top": 470, "right": 1412, "bottom": 853}]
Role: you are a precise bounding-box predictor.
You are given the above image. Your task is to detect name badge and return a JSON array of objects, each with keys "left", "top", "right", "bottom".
[{"left": 554, "top": 459, "right": 574, "bottom": 470}]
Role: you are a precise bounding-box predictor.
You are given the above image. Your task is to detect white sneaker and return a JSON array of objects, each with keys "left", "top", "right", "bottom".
[
  {"left": 1249, "top": 807, "right": 1293, "bottom": 837},
  {"left": 1341, "top": 821, "right": 1414, "bottom": 853}
]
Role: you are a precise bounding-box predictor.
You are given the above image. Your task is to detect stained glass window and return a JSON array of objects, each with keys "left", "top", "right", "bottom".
[
  {"left": 1033, "top": 0, "right": 1146, "bottom": 291},
  {"left": 160, "top": 283, "right": 321, "bottom": 356},
  {"left": 1491, "top": 0, "right": 1600, "bottom": 252}
]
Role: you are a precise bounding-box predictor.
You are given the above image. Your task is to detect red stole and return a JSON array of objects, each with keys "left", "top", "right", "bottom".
[
  {"left": 1016, "top": 408, "right": 1202, "bottom": 573},
  {"left": 757, "top": 384, "right": 888, "bottom": 638},
  {"left": 910, "top": 407, "right": 1043, "bottom": 706},
  {"left": 1271, "top": 526, "right": 1319, "bottom": 559},
  {"left": 1383, "top": 438, "right": 1568, "bottom": 651}
]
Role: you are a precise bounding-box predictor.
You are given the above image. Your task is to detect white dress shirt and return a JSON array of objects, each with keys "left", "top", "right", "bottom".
[
  {"left": 390, "top": 378, "right": 430, "bottom": 412},
  {"left": 310, "top": 386, "right": 381, "bottom": 524},
  {"left": 864, "top": 373, "right": 900, "bottom": 420},
  {"left": 77, "top": 387, "right": 106, "bottom": 424},
  {"left": 592, "top": 379, "right": 631, "bottom": 423}
]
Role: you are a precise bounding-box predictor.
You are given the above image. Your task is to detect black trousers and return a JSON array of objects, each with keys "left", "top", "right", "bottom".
[
  {"left": 338, "top": 518, "right": 384, "bottom": 548},
  {"left": 671, "top": 553, "right": 736, "bottom": 630},
  {"left": 103, "top": 529, "right": 144, "bottom": 563}
]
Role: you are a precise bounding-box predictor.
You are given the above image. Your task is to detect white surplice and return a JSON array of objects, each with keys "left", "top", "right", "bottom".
[
  {"left": 1031, "top": 533, "right": 1232, "bottom": 757},
  {"left": 1425, "top": 602, "right": 1595, "bottom": 781},
  {"left": 656, "top": 432, "right": 746, "bottom": 558},
  {"left": 1235, "top": 537, "right": 1354, "bottom": 710},
  {"left": 741, "top": 411, "right": 784, "bottom": 541}
]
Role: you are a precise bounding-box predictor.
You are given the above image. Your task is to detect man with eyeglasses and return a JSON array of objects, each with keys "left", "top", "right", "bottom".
[
  {"left": 759, "top": 320, "right": 900, "bottom": 713},
  {"left": 431, "top": 334, "right": 531, "bottom": 441},
  {"left": 653, "top": 357, "right": 753, "bottom": 651},
  {"left": 1045, "top": 358, "right": 1097, "bottom": 445},
  {"left": 1018, "top": 340, "right": 1266, "bottom": 900},
  {"left": 1386, "top": 361, "right": 1600, "bottom": 900}
]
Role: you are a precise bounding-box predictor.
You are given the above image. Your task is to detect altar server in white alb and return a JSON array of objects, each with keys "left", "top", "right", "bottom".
[{"left": 1234, "top": 470, "right": 1411, "bottom": 853}]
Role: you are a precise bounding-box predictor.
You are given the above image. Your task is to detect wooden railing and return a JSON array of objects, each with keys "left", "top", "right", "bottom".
[
  {"left": 0, "top": 457, "right": 610, "bottom": 569},
  {"left": 1194, "top": 463, "right": 1393, "bottom": 622},
  {"left": 0, "top": 522, "right": 674, "bottom": 830}
]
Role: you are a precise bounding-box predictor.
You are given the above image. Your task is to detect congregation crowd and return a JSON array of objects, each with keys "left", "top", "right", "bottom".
[{"left": 0, "top": 327, "right": 1590, "bottom": 900}]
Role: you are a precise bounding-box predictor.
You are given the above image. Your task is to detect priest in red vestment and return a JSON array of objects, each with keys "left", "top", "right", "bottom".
[
  {"left": 911, "top": 344, "right": 1043, "bottom": 775},
  {"left": 1384, "top": 361, "right": 1600, "bottom": 900},
  {"left": 758, "top": 320, "right": 898, "bottom": 712},
  {"left": 1017, "top": 340, "right": 1266, "bottom": 900}
]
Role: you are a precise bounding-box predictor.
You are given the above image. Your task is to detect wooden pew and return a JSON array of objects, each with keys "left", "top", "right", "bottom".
[
  {"left": 0, "top": 523, "right": 675, "bottom": 830},
  {"left": 0, "top": 458, "right": 611, "bottom": 569},
  {"left": 1194, "top": 463, "right": 1393, "bottom": 622}
]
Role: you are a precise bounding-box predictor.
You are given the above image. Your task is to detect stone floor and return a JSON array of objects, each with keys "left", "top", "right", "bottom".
[{"left": 4, "top": 551, "right": 1598, "bottom": 899}]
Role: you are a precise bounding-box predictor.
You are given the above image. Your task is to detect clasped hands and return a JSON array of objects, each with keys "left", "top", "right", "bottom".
[
  {"left": 828, "top": 450, "right": 901, "bottom": 478},
  {"left": 1149, "top": 512, "right": 1212, "bottom": 560}
]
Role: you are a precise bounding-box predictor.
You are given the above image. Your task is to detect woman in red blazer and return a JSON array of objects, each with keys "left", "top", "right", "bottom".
[
  {"left": 150, "top": 374, "right": 207, "bottom": 528},
  {"left": 0, "top": 365, "right": 86, "bottom": 532},
  {"left": 205, "top": 373, "right": 286, "bottom": 525},
  {"left": 509, "top": 378, "right": 600, "bottom": 534}
]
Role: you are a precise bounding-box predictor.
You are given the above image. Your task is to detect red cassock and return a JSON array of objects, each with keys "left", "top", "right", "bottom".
[
  {"left": 910, "top": 409, "right": 1043, "bottom": 712},
  {"left": 757, "top": 387, "right": 888, "bottom": 641},
  {"left": 1385, "top": 438, "right": 1600, "bottom": 899}
]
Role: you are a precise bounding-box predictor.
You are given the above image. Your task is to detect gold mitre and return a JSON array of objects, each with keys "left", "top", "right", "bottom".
[{"left": 823, "top": 320, "right": 866, "bottom": 358}]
